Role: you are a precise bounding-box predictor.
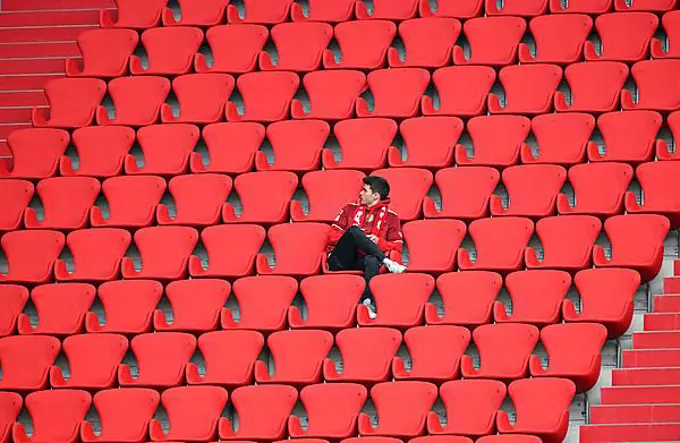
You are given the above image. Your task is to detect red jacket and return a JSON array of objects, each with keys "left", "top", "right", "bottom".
[{"left": 327, "top": 200, "right": 404, "bottom": 253}]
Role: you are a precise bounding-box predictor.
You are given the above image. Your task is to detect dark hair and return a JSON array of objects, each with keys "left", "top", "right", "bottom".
[{"left": 363, "top": 176, "right": 390, "bottom": 200}]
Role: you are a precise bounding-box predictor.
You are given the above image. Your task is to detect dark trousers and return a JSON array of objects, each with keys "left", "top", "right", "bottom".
[{"left": 328, "top": 226, "right": 386, "bottom": 302}]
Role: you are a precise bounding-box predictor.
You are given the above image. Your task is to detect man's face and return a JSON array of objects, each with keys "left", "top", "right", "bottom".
[{"left": 359, "top": 184, "right": 378, "bottom": 206}]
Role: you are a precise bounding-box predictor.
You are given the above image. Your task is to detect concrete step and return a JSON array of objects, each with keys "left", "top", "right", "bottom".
[
  {"left": 581, "top": 423, "right": 680, "bottom": 442},
  {"left": 591, "top": 404, "right": 680, "bottom": 424},
  {"left": 0, "top": 123, "right": 30, "bottom": 139},
  {"left": 0, "top": 142, "right": 9, "bottom": 158},
  {"left": 634, "top": 331, "right": 680, "bottom": 349},
  {"left": 0, "top": 10, "right": 101, "bottom": 27},
  {"left": 0, "top": 58, "right": 72, "bottom": 75},
  {"left": 613, "top": 368, "right": 680, "bottom": 386},
  {"left": 602, "top": 386, "right": 680, "bottom": 404},
  {"left": 0, "top": 107, "right": 35, "bottom": 123},
  {"left": 0, "top": 42, "right": 79, "bottom": 58},
  {"left": 0, "top": 92, "right": 46, "bottom": 108},
  {"left": 645, "top": 313, "right": 680, "bottom": 331},
  {"left": 654, "top": 295, "right": 680, "bottom": 313},
  {"left": 624, "top": 349, "right": 680, "bottom": 368},
  {"left": 0, "top": 26, "right": 96, "bottom": 44},
  {"left": 0, "top": 74, "right": 64, "bottom": 91},
  {"left": 675, "top": 259, "right": 680, "bottom": 276},
  {"left": 1, "top": 0, "right": 114, "bottom": 11},
  {"left": 666, "top": 276, "right": 680, "bottom": 294}
]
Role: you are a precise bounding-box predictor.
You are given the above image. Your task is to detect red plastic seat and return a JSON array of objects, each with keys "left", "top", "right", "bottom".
[
  {"left": 324, "top": 327, "right": 402, "bottom": 383},
  {"left": 223, "top": 171, "right": 298, "bottom": 224},
  {"left": 130, "top": 27, "right": 202, "bottom": 75},
  {"left": 462, "top": 323, "right": 540, "bottom": 381},
  {"left": 371, "top": 168, "right": 433, "bottom": 221},
  {"left": 50, "top": 333, "right": 128, "bottom": 390},
  {"left": 594, "top": 214, "right": 670, "bottom": 282},
  {"left": 355, "top": 0, "right": 418, "bottom": 19},
  {"left": 586, "top": 12, "right": 658, "bottom": 62},
  {"left": 523, "top": 113, "right": 594, "bottom": 165},
  {"left": 491, "top": 165, "right": 566, "bottom": 218},
  {"left": 292, "top": 170, "right": 365, "bottom": 223},
  {"left": 558, "top": 162, "right": 632, "bottom": 216},
  {"left": 497, "top": 378, "right": 575, "bottom": 443},
  {"left": 150, "top": 386, "right": 227, "bottom": 442},
  {"left": 555, "top": 61, "right": 628, "bottom": 112},
  {"left": 255, "top": 330, "right": 333, "bottom": 384},
  {"left": 428, "top": 380, "right": 506, "bottom": 436},
  {"left": 257, "top": 223, "right": 330, "bottom": 276},
  {"left": 0, "top": 285, "right": 28, "bottom": 337},
  {"left": 324, "top": 20, "right": 396, "bottom": 69},
  {"left": 290, "top": 383, "right": 367, "bottom": 438},
  {"left": 18, "top": 283, "right": 94, "bottom": 335},
  {"left": 66, "top": 29, "right": 139, "bottom": 77},
  {"left": 292, "top": 70, "right": 366, "bottom": 120},
  {"left": 122, "top": 226, "right": 199, "bottom": 280},
  {"left": 24, "top": 177, "right": 99, "bottom": 230},
  {"left": 389, "top": 18, "right": 461, "bottom": 68},
  {"left": 154, "top": 279, "right": 230, "bottom": 332},
  {"left": 0, "top": 392, "right": 21, "bottom": 443},
  {"left": 0, "top": 335, "right": 59, "bottom": 390},
  {"left": 478, "top": 435, "right": 542, "bottom": 443},
  {"left": 565, "top": 268, "right": 641, "bottom": 337},
  {"left": 359, "top": 273, "right": 434, "bottom": 328},
  {"left": 323, "top": 118, "right": 397, "bottom": 170},
  {"left": 628, "top": 161, "right": 680, "bottom": 227},
  {"left": 419, "top": 0, "right": 483, "bottom": 17},
  {"left": 402, "top": 220, "right": 467, "bottom": 273},
  {"left": 652, "top": 11, "right": 680, "bottom": 58},
  {"left": 97, "top": 76, "right": 170, "bottom": 126},
  {"left": 193, "top": 122, "right": 265, "bottom": 174},
  {"left": 195, "top": 24, "right": 268, "bottom": 73},
  {"left": 453, "top": 17, "right": 526, "bottom": 66},
  {"left": 495, "top": 271, "right": 570, "bottom": 326},
  {"left": 357, "top": 68, "right": 429, "bottom": 118},
  {"left": 423, "top": 167, "right": 499, "bottom": 220},
  {"left": 81, "top": 388, "right": 159, "bottom": 443},
  {"left": 257, "top": 120, "right": 329, "bottom": 171},
  {"left": 614, "top": 0, "right": 677, "bottom": 11},
  {"left": 91, "top": 176, "right": 166, "bottom": 228},
  {"left": 489, "top": 64, "right": 562, "bottom": 114},
  {"left": 227, "top": 71, "right": 299, "bottom": 122},
  {"left": 525, "top": 215, "right": 601, "bottom": 271},
  {"left": 658, "top": 110, "right": 680, "bottom": 161},
  {"left": 393, "top": 325, "right": 471, "bottom": 382},
  {"left": 591, "top": 110, "right": 662, "bottom": 163},
  {"left": 520, "top": 14, "right": 592, "bottom": 64},
  {"left": 458, "top": 217, "right": 534, "bottom": 272},
  {"left": 86, "top": 280, "right": 163, "bottom": 334},
  {"left": 157, "top": 174, "right": 232, "bottom": 226},
  {"left": 550, "top": 0, "right": 612, "bottom": 12},
  {"left": 291, "top": 0, "right": 355, "bottom": 21},
  {"left": 54, "top": 229, "right": 131, "bottom": 282},
  {"left": 163, "top": 0, "right": 229, "bottom": 26},
  {"left": 457, "top": 115, "right": 530, "bottom": 167},
  {"left": 289, "top": 275, "right": 364, "bottom": 330},
  {"left": 189, "top": 225, "right": 266, "bottom": 278},
  {"left": 161, "top": 74, "right": 234, "bottom": 124},
  {"left": 427, "top": 271, "right": 502, "bottom": 326},
  {"left": 13, "top": 390, "right": 91, "bottom": 443},
  {"left": 0, "top": 128, "right": 69, "bottom": 179},
  {"left": 32, "top": 78, "right": 106, "bottom": 129},
  {"left": 486, "top": 0, "right": 547, "bottom": 15},
  {"left": 0, "top": 230, "right": 65, "bottom": 284},
  {"left": 119, "top": 332, "right": 196, "bottom": 388},
  {"left": 359, "top": 381, "right": 437, "bottom": 438},
  {"left": 0, "top": 180, "right": 33, "bottom": 232},
  {"left": 61, "top": 126, "right": 135, "bottom": 178},
  {"left": 219, "top": 385, "right": 297, "bottom": 440},
  {"left": 101, "top": 0, "right": 168, "bottom": 28},
  {"left": 623, "top": 59, "right": 680, "bottom": 111},
  {"left": 221, "top": 276, "right": 298, "bottom": 331},
  {"left": 389, "top": 117, "right": 463, "bottom": 169},
  {"left": 260, "top": 22, "right": 332, "bottom": 71},
  {"left": 227, "top": 0, "right": 293, "bottom": 23},
  {"left": 187, "top": 330, "right": 264, "bottom": 386}
]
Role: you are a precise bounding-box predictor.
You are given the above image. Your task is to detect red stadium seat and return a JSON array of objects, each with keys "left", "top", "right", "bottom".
[
  {"left": 389, "top": 18, "right": 461, "bottom": 68},
  {"left": 0, "top": 180, "right": 33, "bottom": 232},
  {"left": 81, "top": 388, "right": 159, "bottom": 443},
  {"left": 458, "top": 217, "right": 534, "bottom": 272},
  {"left": 428, "top": 271, "right": 502, "bottom": 326},
  {"left": 193, "top": 122, "right": 265, "bottom": 174},
  {"left": 257, "top": 223, "right": 330, "bottom": 276},
  {"left": 457, "top": 115, "right": 530, "bottom": 167},
  {"left": 292, "top": 70, "right": 366, "bottom": 120},
  {"left": 623, "top": 59, "right": 680, "bottom": 111},
  {"left": 121, "top": 226, "right": 199, "bottom": 280},
  {"left": 478, "top": 435, "right": 543, "bottom": 443},
  {"left": 591, "top": 110, "right": 662, "bottom": 162},
  {"left": 393, "top": 325, "right": 471, "bottom": 382},
  {"left": 628, "top": 161, "right": 680, "bottom": 227},
  {"left": 359, "top": 381, "right": 437, "bottom": 438},
  {"left": 157, "top": 174, "right": 232, "bottom": 226},
  {"left": 54, "top": 229, "right": 131, "bottom": 282},
  {"left": 227, "top": 71, "right": 299, "bottom": 122},
  {"left": 491, "top": 164, "right": 566, "bottom": 218},
  {"left": 150, "top": 386, "right": 227, "bottom": 442},
  {"left": 585, "top": 12, "right": 658, "bottom": 61},
  {"left": 91, "top": 176, "right": 166, "bottom": 228},
  {"left": 255, "top": 330, "right": 333, "bottom": 384},
  {"left": 555, "top": 61, "right": 629, "bottom": 112},
  {"left": 291, "top": 170, "right": 365, "bottom": 223},
  {"left": 163, "top": 0, "right": 229, "bottom": 26},
  {"left": 118, "top": 332, "right": 196, "bottom": 388},
  {"left": 371, "top": 168, "right": 433, "bottom": 221},
  {"left": 219, "top": 385, "right": 297, "bottom": 440},
  {"left": 195, "top": 24, "right": 268, "bottom": 73},
  {"left": 221, "top": 276, "right": 298, "bottom": 331},
  {"left": 462, "top": 323, "right": 540, "bottom": 381},
  {"left": 257, "top": 120, "right": 329, "bottom": 171},
  {"left": 324, "top": 20, "right": 396, "bottom": 69},
  {"left": 428, "top": 380, "right": 506, "bottom": 436},
  {"left": 292, "top": 0, "right": 355, "bottom": 21},
  {"left": 453, "top": 17, "right": 526, "bottom": 66},
  {"left": 614, "top": 0, "right": 677, "bottom": 11},
  {"left": 519, "top": 14, "right": 592, "bottom": 64},
  {"left": 0, "top": 285, "right": 28, "bottom": 337},
  {"left": 324, "top": 327, "right": 402, "bottom": 383},
  {"left": 186, "top": 330, "right": 264, "bottom": 386},
  {"left": 522, "top": 113, "right": 594, "bottom": 165},
  {"left": 357, "top": 68, "right": 430, "bottom": 118},
  {"left": 0, "top": 393, "right": 21, "bottom": 443},
  {"left": 402, "top": 220, "right": 467, "bottom": 273},
  {"left": 223, "top": 171, "right": 298, "bottom": 224},
  {"left": 0, "top": 335, "right": 59, "bottom": 390},
  {"left": 154, "top": 279, "right": 230, "bottom": 332},
  {"left": 98, "top": 76, "right": 171, "bottom": 126},
  {"left": 323, "top": 118, "right": 397, "bottom": 170},
  {"left": 420, "top": 0, "right": 483, "bottom": 17},
  {"left": 131, "top": 126, "right": 194, "bottom": 175},
  {"left": 494, "top": 270, "right": 570, "bottom": 326},
  {"left": 289, "top": 275, "right": 364, "bottom": 329},
  {"left": 260, "top": 23, "right": 332, "bottom": 71},
  {"left": 486, "top": 0, "right": 548, "bottom": 15},
  {"left": 61, "top": 126, "right": 135, "bottom": 178},
  {"left": 423, "top": 167, "right": 500, "bottom": 220},
  {"left": 33, "top": 78, "right": 106, "bottom": 129},
  {"left": 101, "top": 0, "right": 168, "bottom": 28},
  {"left": 227, "top": 0, "right": 293, "bottom": 23},
  {"left": 658, "top": 110, "right": 680, "bottom": 161},
  {"left": 0, "top": 230, "right": 65, "bottom": 284},
  {"left": 359, "top": 273, "right": 434, "bottom": 327},
  {"left": 189, "top": 225, "right": 266, "bottom": 278},
  {"left": 161, "top": 74, "right": 234, "bottom": 124},
  {"left": 130, "top": 27, "right": 202, "bottom": 75},
  {"left": 51, "top": 334, "right": 127, "bottom": 390},
  {"left": 66, "top": 29, "right": 138, "bottom": 77},
  {"left": 557, "top": 162, "right": 632, "bottom": 216},
  {"left": 0, "top": 129, "right": 69, "bottom": 180},
  {"left": 550, "top": 0, "right": 612, "bottom": 13},
  {"left": 651, "top": 10, "right": 680, "bottom": 58},
  {"left": 356, "top": 0, "right": 418, "bottom": 19},
  {"left": 13, "top": 390, "right": 91, "bottom": 443},
  {"left": 489, "top": 64, "right": 562, "bottom": 114},
  {"left": 18, "top": 283, "right": 94, "bottom": 335},
  {"left": 86, "top": 280, "right": 163, "bottom": 334},
  {"left": 290, "top": 383, "right": 367, "bottom": 438},
  {"left": 24, "top": 177, "right": 99, "bottom": 230},
  {"left": 389, "top": 117, "right": 463, "bottom": 168}
]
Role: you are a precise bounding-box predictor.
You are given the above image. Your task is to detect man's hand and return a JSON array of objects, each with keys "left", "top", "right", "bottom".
[{"left": 368, "top": 234, "right": 379, "bottom": 244}]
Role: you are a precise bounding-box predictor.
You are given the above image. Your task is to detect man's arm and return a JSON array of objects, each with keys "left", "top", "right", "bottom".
[
  {"left": 327, "top": 204, "right": 352, "bottom": 246},
  {"left": 377, "top": 213, "right": 404, "bottom": 253}
]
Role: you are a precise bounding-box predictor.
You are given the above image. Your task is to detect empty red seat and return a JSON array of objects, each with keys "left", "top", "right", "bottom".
[
  {"left": 0, "top": 392, "right": 21, "bottom": 443},
  {"left": 258, "top": 120, "right": 329, "bottom": 171},
  {"left": 130, "top": 27, "right": 202, "bottom": 75},
  {"left": 0, "top": 285, "right": 28, "bottom": 337},
  {"left": 292, "top": 70, "right": 366, "bottom": 120},
  {"left": 652, "top": 10, "right": 680, "bottom": 58},
  {"left": 360, "top": 273, "right": 434, "bottom": 327},
  {"left": 614, "top": 0, "right": 676, "bottom": 11},
  {"left": 189, "top": 225, "right": 265, "bottom": 278},
  {"left": 491, "top": 164, "right": 566, "bottom": 218},
  {"left": 86, "top": 280, "right": 163, "bottom": 334},
  {"left": 497, "top": 378, "right": 575, "bottom": 443},
  {"left": 520, "top": 14, "right": 592, "bottom": 64},
  {"left": 55, "top": 229, "right": 131, "bottom": 282},
  {"left": 558, "top": 162, "right": 632, "bottom": 216},
  {"left": 389, "top": 117, "right": 463, "bottom": 169},
  {"left": 358, "top": 0, "right": 419, "bottom": 18},
  {"left": 458, "top": 217, "right": 534, "bottom": 272},
  {"left": 61, "top": 126, "right": 135, "bottom": 178},
  {"left": 489, "top": 64, "right": 562, "bottom": 114},
  {"left": 495, "top": 270, "right": 570, "bottom": 326},
  {"left": 255, "top": 330, "right": 333, "bottom": 384},
  {"left": 424, "top": 167, "right": 499, "bottom": 220},
  {"left": 371, "top": 168, "right": 433, "bottom": 221},
  {"left": 550, "top": 0, "right": 612, "bottom": 13},
  {"left": 150, "top": 386, "right": 227, "bottom": 442},
  {"left": 457, "top": 115, "right": 530, "bottom": 167},
  {"left": 227, "top": 71, "right": 299, "bottom": 122},
  {"left": 359, "top": 69, "right": 429, "bottom": 118},
  {"left": 0, "top": 335, "right": 59, "bottom": 390},
  {"left": 81, "top": 388, "right": 159, "bottom": 443},
  {"left": 97, "top": 76, "right": 170, "bottom": 126},
  {"left": 193, "top": 122, "right": 265, "bottom": 174},
  {"left": 91, "top": 176, "right": 166, "bottom": 228},
  {"left": 161, "top": 74, "right": 234, "bottom": 124},
  {"left": 219, "top": 385, "right": 297, "bottom": 440},
  {"left": 658, "top": 110, "right": 680, "bottom": 161},
  {"left": 393, "top": 325, "right": 471, "bottom": 382},
  {"left": 157, "top": 174, "right": 232, "bottom": 226},
  {"left": 227, "top": 0, "right": 293, "bottom": 23},
  {"left": 592, "top": 110, "right": 662, "bottom": 162},
  {"left": 359, "top": 381, "right": 437, "bottom": 438},
  {"left": 555, "top": 61, "right": 628, "bottom": 112},
  {"left": 163, "top": 0, "right": 229, "bottom": 25},
  {"left": 402, "top": 220, "right": 466, "bottom": 273},
  {"left": 13, "top": 389, "right": 91, "bottom": 443},
  {"left": 323, "top": 118, "right": 397, "bottom": 170},
  {"left": 101, "top": 0, "right": 168, "bottom": 28},
  {"left": 477, "top": 436, "right": 543, "bottom": 443},
  {"left": 324, "top": 20, "right": 396, "bottom": 69},
  {"left": 0, "top": 230, "right": 65, "bottom": 284},
  {"left": 289, "top": 275, "right": 364, "bottom": 329},
  {"left": 623, "top": 59, "right": 680, "bottom": 111},
  {"left": 67, "top": 29, "right": 138, "bottom": 77},
  {"left": 122, "top": 226, "right": 199, "bottom": 280},
  {"left": 221, "top": 276, "right": 298, "bottom": 331},
  {"left": 24, "top": 177, "right": 99, "bottom": 230},
  {"left": 18, "top": 283, "right": 94, "bottom": 335},
  {"left": 257, "top": 223, "right": 330, "bottom": 276},
  {"left": 0, "top": 128, "right": 69, "bottom": 179},
  {"left": 292, "top": 170, "right": 365, "bottom": 223},
  {"left": 486, "top": 0, "right": 548, "bottom": 15},
  {"left": 389, "top": 18, "right": 461, "bottom": 68},
  {"left": 419, "top": 0, "right": 483, "bottom": 17},
  {"left": 586, "top": 12, "right": 658, "bottom": 62},
  {"left": 428, "top": 271, "right": 502, "bottom": 326},
  {"left": 119, "top": 332, "right": 196, "bottom": 388},
  {"left": 628, "top": 161, "right": 680, "bottom": 227},
  {"left": 291, "top": 0, "right": 355, "bottom": 21},
  {"left": 128, "top": 124, "right": 199, "bottom": 175},
  {"left": 0, "top": 180, "right": 33, "bottom": 232},
  {"left": 154, "top": 279, "right": 230, "bottom": 332},
  {"left": 33, "top": 78, "right": 106, "bottom": 129},
  {"left": 223, "top": 171, "right": 298, "bottom": 224},
  {"left": 325, "top": 327, "right": 402, "bottom": 383},
  {"left": 260, "top": 23, "right": 332, "bottom": 71},
  {"left": 195, "top": 24, "right": 268, "bottom": 73},
  {"left": 453, "top": 17, "right": 526, "bottom": 65},
  {"left": 51, "top": 333, "right": 128, "bottom": 390},
  {"left": 522, "top": 113, "right": 594, "bottom": 165},
  {"left": 428, "top": 379, "right": 506, "bottom": 436}
]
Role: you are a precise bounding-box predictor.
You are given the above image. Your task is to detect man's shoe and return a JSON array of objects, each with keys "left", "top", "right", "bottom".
[
  {"left": 362, "top": 298, "right": 377, "bottom": 320},
  {"left": 383, "top": 258, "right": 407, "bottom": 274}
]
